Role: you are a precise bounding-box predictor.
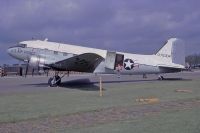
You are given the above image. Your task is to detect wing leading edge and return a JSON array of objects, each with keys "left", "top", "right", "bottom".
[{"left": 48, "top": 53, "right": 104, "bottom": 72}]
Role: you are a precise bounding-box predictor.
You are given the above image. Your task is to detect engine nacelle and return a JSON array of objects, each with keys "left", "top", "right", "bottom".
[{"left": 29, "top": 56, "right": 46, "bottom": 67}]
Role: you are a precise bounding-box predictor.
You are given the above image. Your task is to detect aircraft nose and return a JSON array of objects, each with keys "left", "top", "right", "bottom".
[
  {"left": 7, "top": 48, "right": 12, "bottom": 55},
  {"left": 7, "top": 47, "right": 16, "bottom": 57}
]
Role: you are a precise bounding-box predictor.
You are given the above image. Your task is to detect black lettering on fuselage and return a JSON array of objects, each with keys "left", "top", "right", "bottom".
[{"left": 157, "top": 53, "right": 171, "bottom": 58}]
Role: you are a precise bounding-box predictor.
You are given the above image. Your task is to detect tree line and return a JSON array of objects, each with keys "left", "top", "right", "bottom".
[{"left": 185, "top": 54, "right": 200, "bottom": 67}]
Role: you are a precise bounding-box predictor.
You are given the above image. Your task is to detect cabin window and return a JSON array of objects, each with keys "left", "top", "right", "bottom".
[{"left": 54, "top": 51, "right": 58, "bottom": 55}]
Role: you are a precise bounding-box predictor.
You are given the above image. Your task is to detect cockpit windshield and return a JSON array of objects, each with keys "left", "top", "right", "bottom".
[
  {"left": 17, "top": 43, "right": 27, "bottom": 48},
  {"left": 8, "top": 43, "right": 27, "bottom": 49}
]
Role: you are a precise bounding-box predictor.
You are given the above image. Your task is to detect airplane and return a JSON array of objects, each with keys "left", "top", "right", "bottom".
[{"left": 7, "top": 38, "right": 185, "bottom": 87}]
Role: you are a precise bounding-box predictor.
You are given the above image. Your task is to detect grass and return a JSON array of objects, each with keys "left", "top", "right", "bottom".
[
  {"left": 0, "top": 78, "right": 200, "bottom": 123},
  {"left": 0, "top": 74, "right": 200, "bottom": 132},
  {"left": 67, "top": 107, "right": 200, "bottom": 133}
]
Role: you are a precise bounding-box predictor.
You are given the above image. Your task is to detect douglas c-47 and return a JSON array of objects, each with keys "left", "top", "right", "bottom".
[{"left": 8, "top": 38, "right": 185, "bottom": 87}]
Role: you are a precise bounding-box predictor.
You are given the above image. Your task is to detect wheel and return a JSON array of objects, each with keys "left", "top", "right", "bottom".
[
  {"left": 55, "top": 75, "right": 61, "bottom": 85},
  {"left": 48, "top": 77, "right": 57, "bottom": 87},
  {"left": 158, "top": 75, "right": 164, "bottom": 80},
  {"left": 48, "top": 76, "right": 61, "bottom": 87}
]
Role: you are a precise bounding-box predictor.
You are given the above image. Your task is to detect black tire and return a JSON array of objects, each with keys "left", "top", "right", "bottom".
[
  {"left": 48, "top": 77, "right": 57, "bottom": 87},
  {"left": 55, "top": 76, "right": 61, "bottom": 85},
  {"left": 158, "top": 76, "right": 164, "bottom": 80}
]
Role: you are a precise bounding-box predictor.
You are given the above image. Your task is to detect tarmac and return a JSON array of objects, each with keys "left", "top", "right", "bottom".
[
  {"left": 0, "top": 70, "right": 199, "bottom": 91},
  {"left": 0, "top": 71, "right": 200, "bottom": 133}
]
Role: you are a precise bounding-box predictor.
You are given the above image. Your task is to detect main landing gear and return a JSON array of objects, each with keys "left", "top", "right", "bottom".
[
  {"left": 48, "top": 72, "right": 65, "bottom": 87},
  {"left": 48, "top": 75, "right": 61, "bottom": 87}
]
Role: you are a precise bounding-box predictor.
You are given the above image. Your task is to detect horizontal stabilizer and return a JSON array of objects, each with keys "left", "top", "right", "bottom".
[
  {"left": 157, "top": 64, "right": 185, "bottom": 69},
  {"left": 158, "top": 65, "right": 185, "bottom": 73}
]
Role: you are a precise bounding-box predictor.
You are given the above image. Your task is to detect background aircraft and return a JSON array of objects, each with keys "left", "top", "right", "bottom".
[{"left": 7, "top": 38, "right": 185, "bottom": 87}]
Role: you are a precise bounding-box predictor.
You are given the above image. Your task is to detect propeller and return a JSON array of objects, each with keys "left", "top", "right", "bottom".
[{"left": 24, "top": 56, "right": 47, "bottom": 77}]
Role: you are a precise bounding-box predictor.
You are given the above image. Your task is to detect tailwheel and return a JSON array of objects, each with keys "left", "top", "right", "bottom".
[
  {"left": 158, "top": 75, "right": 164, "bottom": 80},
  {"left": 48, "top": 75, "right": 61, "bottom": 87},
  {"left": 143, "top": 74, "right": 147, "bottom": 79}
]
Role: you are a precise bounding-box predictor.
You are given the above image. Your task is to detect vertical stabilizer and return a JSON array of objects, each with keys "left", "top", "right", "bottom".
[{"left": 156, "top": 38, "right": 185, "bottom": 65}]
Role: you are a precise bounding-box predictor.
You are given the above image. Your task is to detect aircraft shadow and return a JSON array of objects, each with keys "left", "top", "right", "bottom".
[
  {"left": 59, "top": 78, "right": 101, "bottom": 91},
  {"left": 21, "top": 77, "right": 190, "bottom": 91},
  {"left": 21, "top": 79, "right": 100, "bottom": 91},
  {"left": 162, "top": 78, "right": 191, "bottom": 81},
  {"left": 60, "top": 78, "right": 155, "bottom": 88},
  {"left": 59, "top": 77, "right": 189, "bottom": 89}
]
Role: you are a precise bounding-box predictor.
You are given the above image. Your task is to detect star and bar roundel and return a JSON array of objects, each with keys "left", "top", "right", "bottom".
[{"left": 123, "top": 58, "right": 136, "bottom": 70}]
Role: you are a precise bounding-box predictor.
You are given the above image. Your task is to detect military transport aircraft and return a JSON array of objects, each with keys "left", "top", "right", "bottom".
[{"left": 7, "top": 38, "right": 185, "bottom": 87}]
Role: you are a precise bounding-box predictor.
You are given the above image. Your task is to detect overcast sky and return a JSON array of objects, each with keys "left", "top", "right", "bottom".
[{"left": 0, "top": 0, "right": 200, "bottom": 65}]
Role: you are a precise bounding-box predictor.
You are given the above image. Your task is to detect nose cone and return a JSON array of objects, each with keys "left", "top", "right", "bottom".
[
  {"left": 7, "top": 47, "right": 17, "bottom": 58},
  {"left": 7, "top": 48, "right": 13, "bottom": 56},
  {"left": 7, "top": 47, "right": 16, "bottom": 57}
]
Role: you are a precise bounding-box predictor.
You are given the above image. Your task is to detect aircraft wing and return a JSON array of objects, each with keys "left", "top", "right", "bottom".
[{"left": 47, "top": 53, "right": 104, "bottom": 72}]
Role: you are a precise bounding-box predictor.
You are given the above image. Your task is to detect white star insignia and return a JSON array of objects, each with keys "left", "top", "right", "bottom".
[{"left": 124, "top": 59, "right": 134, "bottom": 70}]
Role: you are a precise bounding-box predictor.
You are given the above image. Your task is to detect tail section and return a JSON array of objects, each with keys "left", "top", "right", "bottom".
[{"left": 156, "top": 38, "right": 185, "bottom": 66}]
